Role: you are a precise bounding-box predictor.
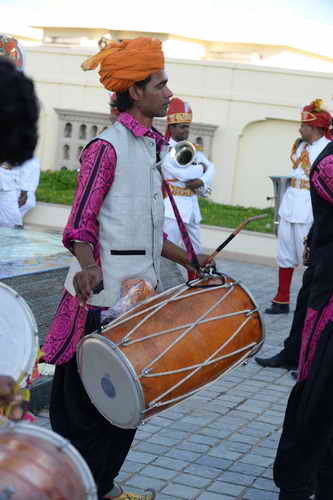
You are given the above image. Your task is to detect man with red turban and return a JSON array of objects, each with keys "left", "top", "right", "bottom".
[
  {"left": 44, "top": 37, "right": 209, "bottom": 500},
  {"left": 162, "top": 97, "right": 215, "bottom": 280},
  {"left": 257, "top": 100, "right": 332, "bottom": 371}
]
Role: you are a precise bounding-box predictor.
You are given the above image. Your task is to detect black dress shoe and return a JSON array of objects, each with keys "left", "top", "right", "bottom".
[
  {"left": 290, "top": 370, "right": 298, "bottom": 380},
  {"left": 255, "top": 352, "right": 297, "bottom": 370},
  {"left": 265, "top": 302, "right": 289, "bottom": 314}
]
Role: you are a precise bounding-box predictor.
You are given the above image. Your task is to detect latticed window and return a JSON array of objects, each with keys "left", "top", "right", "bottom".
[
  {"left": 64, "top": 122, "right": 72, "bottom": 138},
  {"left": 55, "top": 110, "right": 217, "bottom": 170},
  {"left": 90, "top": 125, "right": 98, "bottom": 138},
  {"left": 79, "top": 124, "right": 87, "bottom": 140},
  {"left": 63, "top": 144, "right": 70, "bottom": 160}
]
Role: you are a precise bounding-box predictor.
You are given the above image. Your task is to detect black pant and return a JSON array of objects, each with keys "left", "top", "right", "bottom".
[
  {"left": 49, "top": 310, "right": 136, "bottom": 499},
  {"left": 283, "top": 266, "right": 314, "bottom": 365},
  {"left": 274, "top": 317, "right": 333, "bottom": 500}
]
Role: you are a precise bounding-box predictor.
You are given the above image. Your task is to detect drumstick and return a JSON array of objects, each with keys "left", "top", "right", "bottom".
[{"left": 206, "top": 214, "right": 268, "bottom": 264}]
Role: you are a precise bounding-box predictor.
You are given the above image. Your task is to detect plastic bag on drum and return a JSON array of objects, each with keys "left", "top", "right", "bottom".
[{"left": 101, "top": 279, "right": 156, "bottom": 324}]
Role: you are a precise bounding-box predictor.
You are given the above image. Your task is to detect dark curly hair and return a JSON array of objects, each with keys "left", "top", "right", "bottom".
[
  {"left": 0, "top": 58, "right": 39, "bottom": 166},
  {"left": 116, "top": 75, "right": 151, "bottom": 112}
]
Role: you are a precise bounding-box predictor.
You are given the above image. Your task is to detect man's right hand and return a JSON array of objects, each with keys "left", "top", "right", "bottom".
[{"left": 73, "top": 266, "right": 103, "bottom": 306}]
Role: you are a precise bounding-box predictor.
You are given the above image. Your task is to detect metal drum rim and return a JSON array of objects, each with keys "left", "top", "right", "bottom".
[
  {"left": 0, "top": 282, "right": 39, "bottom": 379},
  {"left": 0, "top": 421, "right": 98, "bottom": 498},
  {"left": 77, "top": 334, "right": 145, "bottom": 429}
]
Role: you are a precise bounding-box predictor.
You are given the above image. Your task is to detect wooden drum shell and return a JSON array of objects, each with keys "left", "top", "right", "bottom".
[{"left": 82, "top": 276, "right": 264, "bottom": 426}]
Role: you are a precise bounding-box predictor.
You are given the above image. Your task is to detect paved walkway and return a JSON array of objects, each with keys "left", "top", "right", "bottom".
[{"left": 34, "top": 258, "right": 303, "bottom": 500}]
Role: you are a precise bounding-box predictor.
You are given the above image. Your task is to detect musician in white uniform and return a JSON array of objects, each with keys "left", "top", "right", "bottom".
[
  {"left": 163, "top": 97, "right": 215, "bottom": 278},
  {"left": 0, "top": 164, "right": 22, "bottom": 227},
  {"left": 266, "top": 99, "right": 331, "bottom": 315},
  {"left": 18, "top": 156, "right": 40, "bottom": 218}
]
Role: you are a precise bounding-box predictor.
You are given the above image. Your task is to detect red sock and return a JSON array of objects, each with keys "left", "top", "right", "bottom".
[{"left": 272, "top": 267, "right": 294, "bottom": 303}]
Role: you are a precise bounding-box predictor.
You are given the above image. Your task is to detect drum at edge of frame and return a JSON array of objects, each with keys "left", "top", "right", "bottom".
[
  {"left": 0, "top": 282, "right": 39, "bottom": 385},
  {"left": 0, "top": 421, "right": 97, "bottom": 499}
]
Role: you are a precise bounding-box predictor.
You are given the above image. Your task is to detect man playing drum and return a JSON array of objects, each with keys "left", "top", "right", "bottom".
[{"left": 43, "top": 38, "right": 209, "bottom": 500}]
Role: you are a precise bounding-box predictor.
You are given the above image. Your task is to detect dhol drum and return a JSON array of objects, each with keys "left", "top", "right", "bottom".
[
  {"left": 0, "top": 283, "right": 39, "bottom": 383},
  {"left": 78, "top": 275, "right": 265, "bottom": 429},
  {"left": 0, "top": 421, "right": 97, "bottom": 499}
]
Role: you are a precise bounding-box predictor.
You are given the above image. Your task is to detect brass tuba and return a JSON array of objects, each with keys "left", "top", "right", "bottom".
[{"left": 169, "top": 140, "right": 196, "bottom": 167}]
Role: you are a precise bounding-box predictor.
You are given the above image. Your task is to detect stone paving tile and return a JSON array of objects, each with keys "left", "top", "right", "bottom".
[
  {"left": 140, "top": 465, "right": 178, "bottom": 481},
  {"left": 161, "top": 483, "right": 201, "bottom": 499},
  {"left": 196, "top": 493, "right": 235, "bottom": 500},
  {"left": 253, "top": 476, "right": 279, "bottom": 491},
  {"left": 243, "top": 488, "right": 279, "bottom": 499},
  {"left": 184, "top": 464, "right": 221, "bottom": 479},
  {"left": 208, "top": 479, "right": 245, "bottom": 496},
  {"left": 134, "top": 442, "right": 170, "bottom": 456},
  {"left": 173, "top": 472, "right": 212, "bottom": 488},
  {"left": 32, "top": 258, "right": 304, "bottom": 499},
  {"left": 219, "top": 471, "right": 255, "bottom": 486},
  {"left": 125, "top": 474, "right": 166, "bottom": 492}
]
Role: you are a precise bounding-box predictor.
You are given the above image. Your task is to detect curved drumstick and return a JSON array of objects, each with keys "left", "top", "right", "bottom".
[{"left": 206, "top": 214, "right": 268, "bottom": 265}]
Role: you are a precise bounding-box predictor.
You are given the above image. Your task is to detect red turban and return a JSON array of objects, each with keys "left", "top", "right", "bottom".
[
  {"left": 0, "top": 33, "right": 25, "bottom": 71},
  {"left": 301, "top": 99, "right": 332, "bottom": 139},
  {"left": 165, "top": 97, "right": 192, "bottom": 139},
  {"left": 81, "top": 37, "right": 164, "bottom": 93}
]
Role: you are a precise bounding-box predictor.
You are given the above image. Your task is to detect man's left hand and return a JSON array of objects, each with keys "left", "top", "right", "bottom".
[{"left": 186, "top": 179, "right": 204, "bottom": 191}]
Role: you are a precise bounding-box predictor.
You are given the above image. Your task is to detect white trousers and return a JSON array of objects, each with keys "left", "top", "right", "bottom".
[
  {"left": 20, "top": 192, "right": 36, "bottom": 218},
  {"left": 277, "top": 218, "right": 312, "bottom": 268},
  {"left": 0, "top": 191, "right": 22, "bottom": 227},
  {"left": 164, "top": 217, "right": 202, "bottom": 254}
]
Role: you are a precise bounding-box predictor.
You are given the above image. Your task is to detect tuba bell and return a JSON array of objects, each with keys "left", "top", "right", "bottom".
[{"left": 169, "top": 140, "right": 196, "bottom": 167}]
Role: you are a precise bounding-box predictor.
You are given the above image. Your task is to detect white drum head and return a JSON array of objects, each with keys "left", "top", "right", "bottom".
[
  {"left": 0, "top": 421, "right": 97, "bottom": 499},
  {"left": 0, "top": 283, "right": 38, "bottom": 381},
  {"left": 78, "top": 335, "right": 145, "bottom": 429}
]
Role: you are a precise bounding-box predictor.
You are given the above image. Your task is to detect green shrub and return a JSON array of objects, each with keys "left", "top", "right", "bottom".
[
  {"left": 36, "top": 170, "right": 78, "bottom": 205},
  {"left": 36, "top": 170, "right": 275, "bottom": 233}
]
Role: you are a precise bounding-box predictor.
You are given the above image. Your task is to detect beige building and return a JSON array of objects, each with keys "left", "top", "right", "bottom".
[{"left": 13, "top": 22, "right": 332, "bottom": 209}]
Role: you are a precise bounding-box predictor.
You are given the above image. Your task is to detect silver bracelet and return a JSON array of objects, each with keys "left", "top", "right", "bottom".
[{"left": 72, "top": 240, "right": 94, "bottom": 249}]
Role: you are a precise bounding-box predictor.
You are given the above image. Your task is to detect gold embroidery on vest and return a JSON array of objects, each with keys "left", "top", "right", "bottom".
[{"left": 290, "top": 140, "right": 310, "bottom": 176}]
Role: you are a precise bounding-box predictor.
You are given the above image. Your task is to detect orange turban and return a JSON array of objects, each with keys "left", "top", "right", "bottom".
[{"left": 81, "top": 37, "right": 164, "bottom": 93}]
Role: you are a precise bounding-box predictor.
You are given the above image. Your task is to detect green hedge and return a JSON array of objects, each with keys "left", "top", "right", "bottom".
[
  {"left": 36, "top": 170, "right": 274, "bottom": 233},
  {"left": 36, "top": 170, "right": 78, "bottom": 205}
]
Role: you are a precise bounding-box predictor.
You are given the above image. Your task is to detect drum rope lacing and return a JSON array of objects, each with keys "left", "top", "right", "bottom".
[
  {"left": 105, "top": 278, "right": 260, "bottom": 411},
  {"left": 116, "top": 309, "right": 255, "bottom": 347},
  {"left": 146, "top": 349, "right": 258, "bottom": 410},
  {"left": 144, "top": 314, "right": 257, "bottom": 410},
  {"left": 139, "top": 285, "right": 237, "bottom": 373},
  {"left": 108, "top": 280, "right": 234, "bottom": 336}
]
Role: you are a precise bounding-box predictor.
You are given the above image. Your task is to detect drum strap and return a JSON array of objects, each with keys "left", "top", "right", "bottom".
[{"left": 158, "top": 166, "right": 200, "bottom": 272}]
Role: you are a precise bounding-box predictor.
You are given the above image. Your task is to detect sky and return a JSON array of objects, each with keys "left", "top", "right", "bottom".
[{"left": 2, "top": 0, "right": 333, "bottom": 57}]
